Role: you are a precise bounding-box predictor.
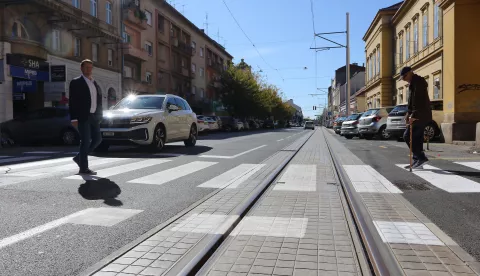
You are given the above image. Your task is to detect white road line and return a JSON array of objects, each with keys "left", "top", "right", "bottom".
[
  {"left": 0, "top": 156, "right": 77, "bottom": 171},
  {"left": 9, "top": 158, "right": 126, "bottom": 177},
  {"left": 199, "top": 145, "right": 267, "bottom": 159},
  {"left": 373, "top": 221, "right": 444, "bottom": 245},
  {"left": 277, "top": 139, "right": 284, "bottom": 142},
  {"left": 0, "top": 208, "right": 142, "bottom": 249},
  {"left": 455, "top": 162, "right": 480, "bottom": 171},
  {"left": 128, "top": 161, "right": 217, "bottom": 185},
  {"left": 397, "top": 164, "right": 480, "bottom": 193},
  {"left": 343, "top": 165, "right": 402, "bottom": 193},
  {"left": 153, "top": 153, "right": 185, "bottom": 157},
  {"left": 23, "top": 151, "right": 61, "bottom": 154},
  {"left": 64, "top": 159, "right": 172, "bottom": 180},
  {"left": 274, "top": 164, "right": 316, "bottom": 191},
  {"left": 0, "top": 156, "right": 48, "bottom": 165},
  {"left": 198, "top": 164, "right": 265, "bottom": 189}
]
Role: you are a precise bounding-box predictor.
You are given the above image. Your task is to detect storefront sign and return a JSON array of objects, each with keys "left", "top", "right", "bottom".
[
  {"left": 13, "top": 79, "right": 36, "bottom": 93},
  {"left": 50, "top": 65, "right": 66, "bottom": 82},
  {"left": 9, "top": 65, "right": 50, "bottom": 81},
  {"left": 6, "top": 53, "right": 49, "bottom": 71}
]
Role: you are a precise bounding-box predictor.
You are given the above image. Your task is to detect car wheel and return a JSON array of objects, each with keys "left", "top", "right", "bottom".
[
  {"left": 424, "top": 123, "right": 436, "bottom": 141},
  {"left": 184, "top": 125, "right": 197, "bottom": 147},
  {"left": 364, "top": 134, "right": 374, "bottom": 140},
  {"left": 151, "top": 124, "right": 166, "bottom": 152},
  {"left": 61, "top": 128, "right": 78, "bottom": 145},
  {"left": 379, "top": 126, "right": 390, "bottom": 140}
]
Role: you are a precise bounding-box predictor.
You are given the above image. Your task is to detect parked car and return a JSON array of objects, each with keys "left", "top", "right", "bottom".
[
  {"left": 304, "top": 121, "right": 315, "bottom": 130},
  {"left": 220, "top": 117, "right": 242, "bottom": 131},
  {"left": 263, "top": 119, "right": 275, "bottom": 129},
  {"left": 386, "top": 101, "right": 443, "bottom": 141},
  {"left": 0, "top": 107, "right": 79, "bottom": 146},
  {"left": 196, "top": 115, "right": 210, "bottom": 132},
  {"left": 249, "top": 120, "right": 260, "bottom": 129},
  {"left": 205, "top": 116, "right": 219, "bottom": 131},
  {"left": 358, "top": 107, "right": 394, "bottom": 140},
  {"left": 242, "top": 119, "right": 250, "bottom": 130},
  {"left": 98, "top": 94, "right": 197, "bottom": 152},
  {"left": 340, "top": 113, "right": 363, "bottom": 139},
  {"left": 213, "top": 116, "right": 223, "bottom": 130},
  {"left": 333, "top": 117, "right": 346, "bottom": 134}
]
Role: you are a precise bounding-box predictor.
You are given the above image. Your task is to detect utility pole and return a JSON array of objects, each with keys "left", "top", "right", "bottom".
[
  {"left": 204, "top": 13, "right": 209, "bottom": 35},
  {"left": 310, "top": 12, "right": 351, "bottom": 117}
]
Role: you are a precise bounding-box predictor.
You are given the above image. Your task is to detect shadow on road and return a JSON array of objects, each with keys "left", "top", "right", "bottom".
[
  {"left": 78, "top": 178, "right": 123, "bottom": 206},
  {"left": 92, "top": 145, "right": 213, "bottom": 158}
]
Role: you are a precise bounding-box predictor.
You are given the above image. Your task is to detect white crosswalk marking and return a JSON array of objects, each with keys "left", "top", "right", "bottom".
[
  {"left": 397, "top": 164, "right": 480, "bottom": 193},
  {"left": 274, "top": 164, "right": 316, "bottom": 191},
  {"left": 9, "top": 158, "right": 126, "bottom": 177},
  {"left": 198, "top": 164, "right": 265, "bottom": 189},
  {"left": 455, "top": 162, "right": 480, "bottom": 171},
  {"left": 343, "top": 165, "right": 402, "bottom": 193},
  {"left": 64, "top": 159, "right": 172, "bottom": 180},
  {"left": 0, "top": 156, "right": 47, "bottom": 166},
  {"left": 128, "top": 161, "right": 217, "bottom": 185},
  {"left": 0, "top": 156, "right": 79, "bottom": 171}
]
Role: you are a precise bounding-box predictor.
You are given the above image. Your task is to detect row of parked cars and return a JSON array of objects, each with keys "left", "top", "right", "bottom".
[
  {"left": 196, "top": 116, "right": 279, "bottom": 133},
  {"left": 329, "top": 101, "right": 443, "bottom": 141}
]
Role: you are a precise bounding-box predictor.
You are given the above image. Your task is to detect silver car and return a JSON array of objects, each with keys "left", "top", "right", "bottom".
[
  {"left": 386, "top": 104, "right": 408, "bottom": 140},
  {"left": 357, "top": 107, "right": 394, "bottom": 140}
]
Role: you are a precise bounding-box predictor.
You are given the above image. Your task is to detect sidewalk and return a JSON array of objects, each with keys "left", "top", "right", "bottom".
[{"left": 198, "top": 130, "right": 368, "bottom": 276}]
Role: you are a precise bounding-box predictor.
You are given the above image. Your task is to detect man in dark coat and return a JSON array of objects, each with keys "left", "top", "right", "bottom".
[
  {"left": 401, "top": 66, "right": 432, "bottom": 169},
  {"left": 69, "top": 59, "right": 103, "bottom": 175}
]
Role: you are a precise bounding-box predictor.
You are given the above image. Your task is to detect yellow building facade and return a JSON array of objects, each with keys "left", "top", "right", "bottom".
[{"left": 363, "top": 2, "right": 402, "bottom": 111}]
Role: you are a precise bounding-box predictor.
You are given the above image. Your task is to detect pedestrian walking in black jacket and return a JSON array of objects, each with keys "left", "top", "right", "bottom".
[{"left": 400, "top": 66, "right": 432, "bottom": 169}]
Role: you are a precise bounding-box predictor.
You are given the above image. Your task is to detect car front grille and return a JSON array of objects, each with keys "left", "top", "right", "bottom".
[{"left": 100, "top": 118, "right": 132, "bottom": 128}]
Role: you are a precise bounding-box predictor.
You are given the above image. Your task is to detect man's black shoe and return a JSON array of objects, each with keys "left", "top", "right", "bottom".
[
  {"left": 79, "top": 169, "right": 97, "bottom": 175},
  {"left": 404, "top": 160, "right": 418, "bottom": 169},
  {"left": 412, "top": 158, "right": 429, "bottom": 169}
]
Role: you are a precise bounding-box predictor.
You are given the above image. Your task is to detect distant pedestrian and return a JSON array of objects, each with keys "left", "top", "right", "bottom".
[
  {"left": 400, "top": 66, "right": 432, "bottom": 169},
  {"left": 69, "top": 59, "right": 103, "bottom": 175}
]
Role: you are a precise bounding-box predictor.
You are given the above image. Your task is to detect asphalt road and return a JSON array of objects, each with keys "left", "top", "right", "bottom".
[
  {"left": 329, "top": 130, "right": 480, "bottom": 261},
  {"left": 0, "top": 128, "right": 308, "bottom": 276}
]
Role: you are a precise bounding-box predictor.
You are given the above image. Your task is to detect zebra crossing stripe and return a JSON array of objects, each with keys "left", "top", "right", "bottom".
[
  {"left": 0, "top": 156, "right": 80, "bottom": 171},
  {"left": 198, "top": 164, "right": 265, "bottom": 189},
  {"left": 64, "top": 159, "right": 172, "bottom": 180},
  {"left": 455, "top": 162, "right": 480, "bottom": 171},
  {"left": 397, "top": 164, "right": 480, "bottom": 193},
  {"left": 128, "top": 161, "right": 217, "bottom": 185},
  {"left": 343, "top": 165, "right": 402, "bottom": 193},
  {"left": 274, "top": 164, "right": 316, "bottom": 192}
]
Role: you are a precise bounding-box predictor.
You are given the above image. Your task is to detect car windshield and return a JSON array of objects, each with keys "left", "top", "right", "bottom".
[
  {"left": 306, "top": 121, "right": 313, "bottom": 125},
  {"left": 346, "top": 114, "right": 362, "bottom": 120},
  {"left": 361, "top": 109, "right": 379, "bottom": 117},
  {"left": 113, "top": 96, "right": 165, "bottom": 110},
  {"left": 389, "top": 105, "right": 408, "bottom": 115}
]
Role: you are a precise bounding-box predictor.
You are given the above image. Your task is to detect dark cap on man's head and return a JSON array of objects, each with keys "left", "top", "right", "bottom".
[{"left": 400, "top": 66, "right": 412, "bottom": 76}]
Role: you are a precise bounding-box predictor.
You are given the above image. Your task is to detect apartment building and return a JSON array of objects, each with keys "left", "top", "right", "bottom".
[
  {"left": 0, "top": 0, "right": 123, "bottom": 123},
  {"left": 122, "top": 0, "right": 156, "bottom": 96},
  {"left": 363, "top": 2, "right": 402, "bottom": 110}
]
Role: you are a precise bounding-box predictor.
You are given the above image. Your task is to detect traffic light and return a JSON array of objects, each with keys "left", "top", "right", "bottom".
[{"left": 313, "top": 106, "right": 316, "bottom": 110}]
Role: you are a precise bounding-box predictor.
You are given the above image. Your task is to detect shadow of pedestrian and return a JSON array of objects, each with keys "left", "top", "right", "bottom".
[{"left": 78, "top": 178, "right": 123, "bottom": 206}]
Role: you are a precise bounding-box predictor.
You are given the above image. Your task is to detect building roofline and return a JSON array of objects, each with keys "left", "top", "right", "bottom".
[
  {"left": 161, "top": 1, "right": 233, "bottom": 59},
  {"left": 363, "top": 1, "right": 403, "bottom": 41},
  {"left": 392, "top": 0, "right": 414, "bottom": 24}
]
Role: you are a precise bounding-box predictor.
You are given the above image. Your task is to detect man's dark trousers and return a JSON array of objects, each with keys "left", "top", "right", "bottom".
[
  {"left": 403, "top": 122, "right": 426, "bottom": 162},
  {"left": 76, "top": 114, "right": 102, "bottom": 171}
]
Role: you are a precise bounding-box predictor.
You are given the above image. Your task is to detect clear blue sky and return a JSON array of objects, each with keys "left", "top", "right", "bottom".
[{"left": 170, "top": 0, "right": 400, "bottom": 118}]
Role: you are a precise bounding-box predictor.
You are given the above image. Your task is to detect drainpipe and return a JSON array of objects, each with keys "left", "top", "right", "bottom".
[{"left": 120, "top": 1, "right": 125, "bottom": 97}]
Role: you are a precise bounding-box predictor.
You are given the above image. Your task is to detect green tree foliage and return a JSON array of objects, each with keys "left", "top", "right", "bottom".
[{"left": 217, "top": 61, "right": 296, "bottom": 120}]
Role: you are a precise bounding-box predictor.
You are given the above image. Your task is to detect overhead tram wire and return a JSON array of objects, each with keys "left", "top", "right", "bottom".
[{"left": 221, "top": 0, "right": 284, "bottom": 82}]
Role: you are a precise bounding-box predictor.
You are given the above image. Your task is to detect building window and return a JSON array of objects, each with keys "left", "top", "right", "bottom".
[
  {"left": 106, "top": 1, "right": 112, "bottom": 24},
  {"left": 434, "top": 2, "right": 441, "bottom": 39},
  {"left": 92, "top": 43, "right": 98, "bottom": 62},
  {"left": 192, "top": 41, "right": 196, "bottom": 50},
  {"left": 11, "top": 21, "right": 29, "bottom": 39},
  {"left": 399, "top": 34, "right": 404, "bottom": 64},
  {"left": 181, "top": 58, "right": 186, "bottom": 68},
  {"left": 90, "top": 0, "right": 97, "bottom": 17},
  {"left": 413, "top": 19, "right": 419, "bottom": 54},
  {"left": 145, "top": 41, "right": 153, "bottom": 56},
  {"left": 406, "top": 27, "right": 411, "bottom": 59},
  {"left": 124, "top": 66, "right": 133, "bottom": 78},
  {"left": 376, "top": 48, "right": 380, "bottom": 75},
  {"left": 74, "top": 37, "right": 81, "bottom": 57},
  {"left": 373, "top": 52, "right": 376, "bottom": 77},
  {"left": 192, "top": 86, "right": 196, "bottom": 95},
  {"left": 200, "top": 47, "right": 204, "bottom": 57},
  {"left": 199, "top": 67, "right": 204, "bottom": 77},
  {"left": 146, "top": 72, "right": 152, "bottom": 84},
  {"left": 52, "top": 29, "right": 61, "bottom": 51},
  {"left": 200, "top": 88, "right": 205, "bottom": 98},
  {"left": 191, "top": 63, "right": 196, "bottom": 73},
  {"left": 398, "top": 89, "right": 404, "bottom": 104},
  {"left": 107, "top": 49, "right": 113, "bottom": 67},
  {"left": 433, "top": 73, "right": 441, "bottom": 99},
  {"left": 145, "top": 10, "right": 152, "bottom": 26},
  {"left": 423, "top": 11, "right": 428, "bottom": 48},
  {"left": 72, "top": 0, "right": 80, "bottom": 8},
  {"left": 158, "top": 14, "right": 164, "bottom": 32}
]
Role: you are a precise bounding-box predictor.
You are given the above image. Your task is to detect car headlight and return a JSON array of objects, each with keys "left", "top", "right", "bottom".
[{"left": 130, "top": 116, "right": 152, "bottom": 124}]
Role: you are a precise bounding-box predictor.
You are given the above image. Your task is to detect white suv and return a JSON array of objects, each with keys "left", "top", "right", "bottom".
[{"left": 97, "top": 94, "right": 198, "bottom": 152}]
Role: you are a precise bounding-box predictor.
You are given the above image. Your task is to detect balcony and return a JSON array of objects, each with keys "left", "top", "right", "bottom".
[
  {"left": 124, "top": 9, "right": 147, "bottom": 30},
  {"left": 123, "top": 43, "right": 149, "bottom": 61}
]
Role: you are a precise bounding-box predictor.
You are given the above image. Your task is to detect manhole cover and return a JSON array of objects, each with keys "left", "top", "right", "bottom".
[{"left": 393, "top": 180, "right": 431, "bottom": 191}]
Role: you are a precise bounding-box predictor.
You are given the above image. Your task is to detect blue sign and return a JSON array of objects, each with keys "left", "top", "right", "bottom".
[
  {"left": 10, "top": 65, "right": 49, "bottom": 81},
  {"left": 13, "top": 79, "right": 36, "bottom": 93}
]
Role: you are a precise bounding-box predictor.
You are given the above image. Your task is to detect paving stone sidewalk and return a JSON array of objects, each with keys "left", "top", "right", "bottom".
[{"left": 198, "top": 129, "right": 366, "bottom": 276}]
